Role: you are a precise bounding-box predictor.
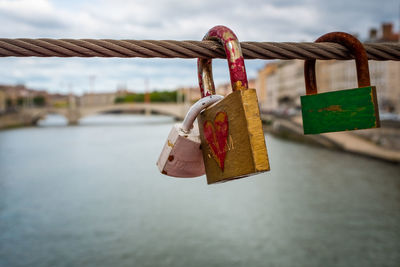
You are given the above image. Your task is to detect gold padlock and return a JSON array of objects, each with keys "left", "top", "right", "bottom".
[{"left": 197, "top": 25, "right": 270, "bottom": 184}]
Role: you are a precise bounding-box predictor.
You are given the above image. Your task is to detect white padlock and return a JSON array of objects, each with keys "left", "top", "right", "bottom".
[{"left": 157, "top": 95, "right": 223, "bottom": 177}]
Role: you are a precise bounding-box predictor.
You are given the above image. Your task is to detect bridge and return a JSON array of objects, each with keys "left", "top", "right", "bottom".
[{"left": 24, "top": 102, "right": 190, "bottom": 125}]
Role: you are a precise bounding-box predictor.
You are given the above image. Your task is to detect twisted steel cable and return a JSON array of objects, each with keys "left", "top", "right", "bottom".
[{"left": 0, "top": 38, "right": 398, "bottom": 60}]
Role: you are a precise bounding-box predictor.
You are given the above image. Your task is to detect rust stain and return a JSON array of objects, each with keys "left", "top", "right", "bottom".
[
  {"left": 168, "top": 155, "right": 174, "bottom": 161},
  {"left": 318, "top": 105, "right": 343, "bottom": 112},
  {"left": 234, "top": 80, "right": 246, "bottom": 91},
  {"left": 167, "top": 140, "right": 174, "bottom": 147}
]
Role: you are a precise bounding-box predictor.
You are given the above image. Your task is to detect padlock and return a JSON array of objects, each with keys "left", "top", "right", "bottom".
[
  {"left": 301, "top": 32, "right": 380, "bottom": 134},
  {"left": 157, "top": 94, "right": 223, "bottom": 178},
  {"left": 197, "top": 25, "right": 270, "bottom": 184}
]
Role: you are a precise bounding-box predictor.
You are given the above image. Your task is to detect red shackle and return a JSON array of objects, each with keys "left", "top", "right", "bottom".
[{"left": 198, "top": 25, "right": 248, "bottom": 97}]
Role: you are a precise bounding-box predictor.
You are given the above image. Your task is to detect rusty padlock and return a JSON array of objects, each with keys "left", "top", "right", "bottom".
[
  {"left": 157, "top": 94, "right": 223, "bottom": 178},
  {"left": 301, "top": 32, "right": 380, "bottom": 134},
  {"left": 197, "top": 25, "right": 270, "bottom": 184}
]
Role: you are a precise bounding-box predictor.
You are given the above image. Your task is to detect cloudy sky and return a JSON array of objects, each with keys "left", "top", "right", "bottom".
[{"left": 0, "top": 0, "right": 398, "bottom": 95}]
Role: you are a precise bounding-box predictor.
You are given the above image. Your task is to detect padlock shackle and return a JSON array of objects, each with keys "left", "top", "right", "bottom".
[
  {"left": 181, "top": 95, "right": 224, "bottom": 133},
  {"left": 198, "top": 25, "right": 248, "bottom": 97},
  {"left": 304, "top": 32, "right": 371, "bottom": 95}
]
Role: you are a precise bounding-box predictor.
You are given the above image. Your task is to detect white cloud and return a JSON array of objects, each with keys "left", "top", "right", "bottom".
[{"left": 0, "top": 0, "right": 397, "bottom": 94}]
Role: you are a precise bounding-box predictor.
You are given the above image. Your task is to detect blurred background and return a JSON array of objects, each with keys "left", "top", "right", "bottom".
[{"left": 0, "top": 0, "right": 399, "bottom": 266}]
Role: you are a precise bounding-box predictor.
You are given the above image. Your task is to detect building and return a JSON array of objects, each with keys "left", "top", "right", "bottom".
[
  {"left": 179, "top": 87, "right": 201, "bottom": 103},
  {"left": 256, "top": 60, "right": 306, "bottom": 112},
  {"left": 256, "top": 22, "right": 400, "bottom": 114},
  {"left": 256, "top": 65, "right": 276, "bottom": 106},
  {"left": 215, "top": 83, "right": 230, "bottom": 96},
  {"left": 80, "top": 92, "right": 116, "bottom": 107},
  {"left": 367, "top": 23, "right": 399, "bottom": 43},
  {"left": 47, "top": 93, "right": 69, "bottom": 108},
  {"left": 0, "top": 84, "right": 49, "bottom": 109},
  {"left": 215, "top": 79, "right": 256, "bottom": 97},
  {"left": 365, "top": 22, "right": 400, "bottom": 112},
  {"left": 0, "top": 90, "right": 5, "bottom": 113}
]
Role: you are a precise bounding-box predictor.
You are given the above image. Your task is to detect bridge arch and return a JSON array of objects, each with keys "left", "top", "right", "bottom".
[{"left": 44, "top": 103, "right": 188, "bottom": 125}]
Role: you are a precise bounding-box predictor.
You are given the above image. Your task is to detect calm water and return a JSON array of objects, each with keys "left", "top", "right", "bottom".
[{"left": 0, "top": 114, "right": 399, "bottom": 267}]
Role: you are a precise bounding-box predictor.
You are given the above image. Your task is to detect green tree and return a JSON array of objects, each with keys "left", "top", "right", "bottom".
[
  {"left": 115, "top": 90, "right": 181, "bottom": 103},
  {"left": 33, "top": 96, "right": 46, "bottom": 106}
]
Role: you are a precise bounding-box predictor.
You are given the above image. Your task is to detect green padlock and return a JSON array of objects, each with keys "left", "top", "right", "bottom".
[{"left": 301, "top": 32, "right": 380, "bottom": 134}]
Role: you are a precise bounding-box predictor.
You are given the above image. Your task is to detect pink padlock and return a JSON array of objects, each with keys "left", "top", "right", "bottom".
[{"left": 157, "top": 94, "right": 223, "bottom": 177}]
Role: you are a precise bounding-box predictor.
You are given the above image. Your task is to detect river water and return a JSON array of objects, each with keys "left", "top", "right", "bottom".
[{"left": 0, "top": 114, "right": 399, "bottom": 267}]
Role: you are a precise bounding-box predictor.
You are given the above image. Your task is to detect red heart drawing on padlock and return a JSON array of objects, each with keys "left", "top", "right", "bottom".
[{"left": 203, "top": 111, "right": 229, "bottom": 171}]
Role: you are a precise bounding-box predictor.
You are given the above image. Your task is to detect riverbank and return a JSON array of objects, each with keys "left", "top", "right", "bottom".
[
  {"left": 0, "top": 112, "right": 41, "bottom": 129},
  {"left": 2, "top": 112, "right": 399, "bottom": 164},
  {"left": 262, "top": 113, "right": 400, "bottom": 164}
]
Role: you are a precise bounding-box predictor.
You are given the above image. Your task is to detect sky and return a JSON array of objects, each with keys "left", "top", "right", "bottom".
[{"left": 0, "top": 0, "right": 398, "bottom": 95}]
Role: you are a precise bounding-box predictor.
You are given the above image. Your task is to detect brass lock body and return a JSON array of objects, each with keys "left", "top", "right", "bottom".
[{"left": 197, "top": 26, "right": 270, "bottom": 184}]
